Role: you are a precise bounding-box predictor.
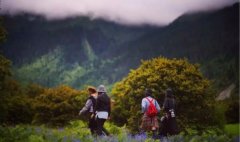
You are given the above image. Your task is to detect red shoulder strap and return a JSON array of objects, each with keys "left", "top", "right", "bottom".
[{"left": 146, "top": 97, "right": 153, "bottom": 103}]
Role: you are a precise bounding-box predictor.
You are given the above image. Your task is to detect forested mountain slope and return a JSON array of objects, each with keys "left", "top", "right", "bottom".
[{"left": 0, "top": 3, "right": 238, "bottom": 90}]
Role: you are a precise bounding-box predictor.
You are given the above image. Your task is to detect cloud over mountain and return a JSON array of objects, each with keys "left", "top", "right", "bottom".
[{"left": 1, "top": 0, "right": 237, "bottom": 25}]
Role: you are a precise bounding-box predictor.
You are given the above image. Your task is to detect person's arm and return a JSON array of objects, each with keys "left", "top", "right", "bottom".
[
  {"left": 163, "top": 98, "right": 168, "bottom": 111},
  {"left": 79, "top": 99, "right": 92, "bottom": 115},
  {"left": 94, "top": 99, "right": 97, "bottom": 113},
  {"left": 141, "top": 98, "right": 147, "bottom": 113},
  {"left": 155, "top": 100, "right": 161, "bottom": 113}
]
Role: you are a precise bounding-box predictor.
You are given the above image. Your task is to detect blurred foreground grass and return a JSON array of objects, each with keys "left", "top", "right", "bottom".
[
  {"left": 224, "top": 123, "right": 239, "bottom": 137},
  {"left": 0, "top": 121, "right": 238, "bottom": 142}
]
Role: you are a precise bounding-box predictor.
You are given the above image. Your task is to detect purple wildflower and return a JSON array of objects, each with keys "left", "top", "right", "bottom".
[
  {"left": 35, "top": 127, "right": 41, "bottom": 134},
  {"left": 134, "top": 132, "right": 147, "bottom": 141},
  {"left": 58, "top": 128, "right": 64, "bottom": 132}
]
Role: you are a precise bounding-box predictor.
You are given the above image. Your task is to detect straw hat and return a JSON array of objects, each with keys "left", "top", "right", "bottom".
[{"left": 87, "top": 86, "right": 97, "bottom": 93}]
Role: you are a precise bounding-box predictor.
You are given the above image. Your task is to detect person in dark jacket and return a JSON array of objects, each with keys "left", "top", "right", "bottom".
[
  {"left": 95, "top": 85, "right": 111, "bottom": 136},
  {"left": 159, "top": 88, "right": 179, "bottom": 136},
  {"left": 79, "top": 86, "right": 98, "bottom": 135}
]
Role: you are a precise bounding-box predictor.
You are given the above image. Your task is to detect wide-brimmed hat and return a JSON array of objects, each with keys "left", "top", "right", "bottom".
[
  {"left": 87, "top": 86, "right": 97, "bottom": 93},
  {"left": 97, "top": 85, "right": 107, "bottom": 93}
]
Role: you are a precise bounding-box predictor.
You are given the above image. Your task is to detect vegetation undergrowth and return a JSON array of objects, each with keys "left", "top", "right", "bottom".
[
  {"left": 0, "top": 120, "right": 238, "bottom": 142},
  {"left": 224, "top": 123, "right": 240, "bottom": 137}
]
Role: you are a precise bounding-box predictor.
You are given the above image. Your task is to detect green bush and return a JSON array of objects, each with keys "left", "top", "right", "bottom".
[
  {"left": 224, "top": 123, "right": 240, "bottom": 137},
  {"left": 0, "top": 54, "right": 12, "bottom": 123},
  {"left": 225, "top": 93, "right": 239, "bottom": 124},
  {"left": 0, "top": 77, "right": 36, "bottom": 125},
  {"left": 32, "top": 85, "right": 88, "bottom": 126},
  {"left": 111, "top": 57, "right": 219, "bottom": 132}
]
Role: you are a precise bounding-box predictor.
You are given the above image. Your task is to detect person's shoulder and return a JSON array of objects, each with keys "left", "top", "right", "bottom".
[
  {"left": 149, "top": 96, "right": 158, "bottom": 102},
  {"left": 87, "top": 97, "right": 94, "bottom": 102},
  {"left": 104, "top": 93, "right": 111, "bottom": 100},
  {"left": 88, "top": 96, "right": 95, "bottom": 100},
  {"left": 142, "top": 97, "right": 147, "bottom": 101}
]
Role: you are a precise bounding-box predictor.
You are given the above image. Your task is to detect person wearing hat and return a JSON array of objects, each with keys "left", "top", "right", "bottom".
[
  {"left": 159, "top": 88, "right": 179, "bottom": 137},
  {"left": 94, "top": 85, "right": 111, "bottom": 136},
  {"left": 79, "top": 86, "right": 98, "bottom": 135},
  {"left": 140, "top": 89, "right": 161, "bottom": 138}
]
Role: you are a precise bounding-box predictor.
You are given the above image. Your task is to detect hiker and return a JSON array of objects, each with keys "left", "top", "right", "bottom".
[
  {"left": 78, "top": 86, "right": 98, "bottom": 135},
  {"left": 140, "top": 89, "right": 161, "bottom": 138},
  {"left": 159, "top": 88, "right": 179, "bottom": 136},
  {"left": 95, "top": 85, "right": 111, "bottom": 136}
]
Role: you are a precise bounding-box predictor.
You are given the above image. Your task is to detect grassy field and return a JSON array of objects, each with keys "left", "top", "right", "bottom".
[{"left": 224, "top": 123, "right": 240, "bottom": 136}]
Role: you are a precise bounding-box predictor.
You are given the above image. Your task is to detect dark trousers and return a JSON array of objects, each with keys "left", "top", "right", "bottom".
[
  {"left": 96, "top": 117, "right": 109, "bottom": 136},
  {"left": 89, "top": 117, "right": 97, "bottom": 135},
  {"left": 159, "top": 116, "right": 179, "bottom": 136}
]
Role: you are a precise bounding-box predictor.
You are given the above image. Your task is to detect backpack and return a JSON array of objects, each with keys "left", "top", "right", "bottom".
[{"left": 146, "top": 97, "right": 158, "bottom": 117}]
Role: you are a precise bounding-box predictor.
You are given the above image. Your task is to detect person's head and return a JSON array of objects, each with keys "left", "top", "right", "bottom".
[
  {"left": 166, "top": 88, "right": 173, "bottom": 98},
  {"left": 145, "top": 88, "right": 152, "bottom": 97},
  {"left": 97, "top": 85, "right": 107, "bottom": 95},
  {"left": 87, "top": 86, "right": 97, "bottom": 95}
]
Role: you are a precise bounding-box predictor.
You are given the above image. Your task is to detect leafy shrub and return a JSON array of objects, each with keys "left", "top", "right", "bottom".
[
  {"left": 0, "top": 77, "right": 35, "bottom": 125},
  {"left": 111, "top": 57, "right": 218, "bottom": 132},
  {"left": 225, "top": 92, "right": 239, "bottom": 124},
  {"left": 0, "top": 54, "right": 12, "bottom": 123},
  {"left": 224, "top": 123, "right": 240, "bottom": 137},
  {"left": 32, "top": 85, "right": 88, "bottom": 126}
]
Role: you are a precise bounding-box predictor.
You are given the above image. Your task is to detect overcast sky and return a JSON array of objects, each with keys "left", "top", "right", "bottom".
[{"left": 1, "top": 0, "right": 237, "bottom": 26}]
